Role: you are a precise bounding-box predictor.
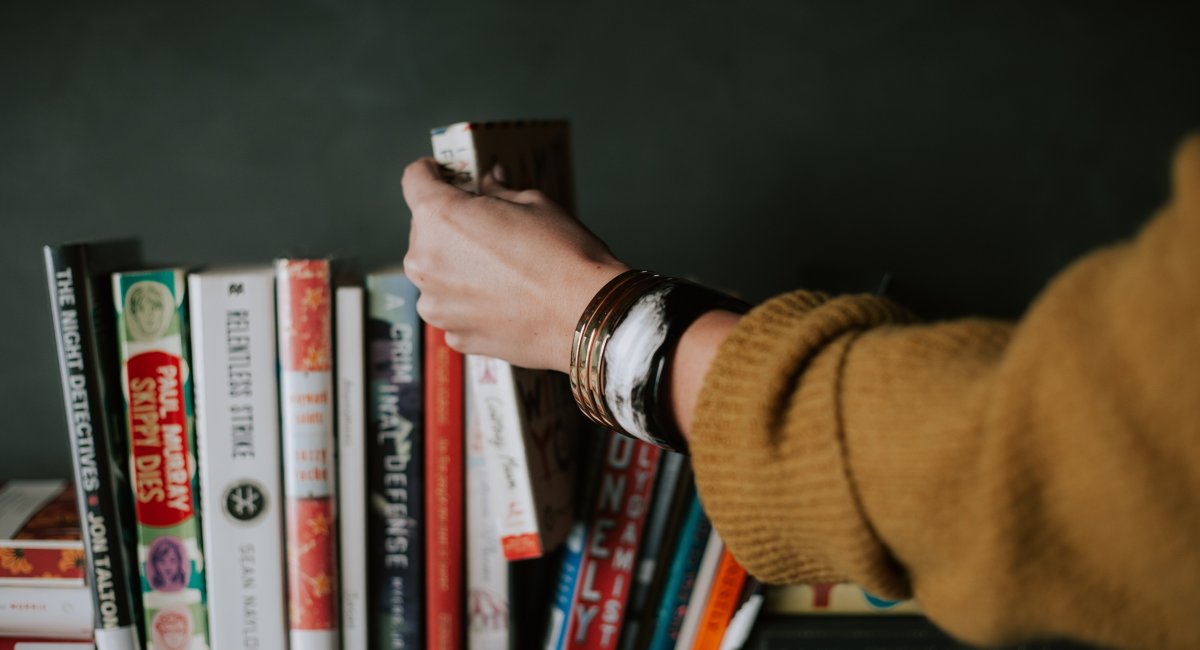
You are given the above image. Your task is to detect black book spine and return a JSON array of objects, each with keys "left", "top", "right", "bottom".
[
  {"left": 43, "top": 244, "right": 143, "bottom": 650},
  {"left": 366, "top": 273, "right": 425, "bottom": 649}
]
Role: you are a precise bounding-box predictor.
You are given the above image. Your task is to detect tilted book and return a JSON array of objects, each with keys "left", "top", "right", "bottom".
[
  {"left": 424, "top": 324, "right": 463, "bottom": 650},
  {"left": 335, "top": 284, "right": 367, "bottom": 650},
  {"left": 188, "top": 267, "right": 287, "bottom": 650},
  {"left": 432, "top": 120, "right": 580, "bottom": 560},
  {"left": 364, "top": 270, "right": 424, "bottom": 649},
  {"left": 275, "top": 259, "right": 338, "bottom": 650},
  {"left": 564, "top": 434, "right": 662, "bottom": 650},
  {"left": 44, "top": 241, "right": 144, "bottom": 650},
  {"left": 112, "top": 268, "right": 210, "bottom": 649},
  {"left": 0, "top": 480, "right": 85, "bottom": 587}
]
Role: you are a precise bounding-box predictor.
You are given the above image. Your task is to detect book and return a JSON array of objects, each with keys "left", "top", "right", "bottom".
[
  {"left": 564, "top": 434, "right": 662, "bottom": 650},
  {"left": 466, "top": 359, "right": 580, "bottom": 560},
  {"left": 0, "top": 585, "right": 93, "bottom": 639},
  {"left": 544, "top": 432, "right": 609, "bottom": 650},
  {"left": 674, "top": 529, "right": 724, "bottom": 650},
  {"left": 275, "top": 259, "right": 338, "bottom": 650},
  {"left": 432, "top": 120, "right": 580, "bottom": 561},
  {"left": 690, "top": 548, "right": 749, "bottom": 650},
  {"left": 334, "top": 284, "right": 367, "bottom": 650},
  {"left": 188, "top": 267, "right": 287, "bottom": 649},
  {"left": 424, "top": 324, "right": 463, "bottom": 650},
  {"left": 763, "top": 583, "right": 920, "bottom": 615},
  {"left": 617, "top": 452, "right": 689, "bottom": 650},
  {"left": 465, "top": 379, "right": 508, "bottom": 650},
  {"left": 364, "top": 270, "right": 424, "bottom": 649},
  {"left": 112, "top": 267, "right": 210, "bottom": 649},
  {"left": 43, "top": 241, "right": 144, "bottom": 650},
  {"left": 0, "top": 638, "right": 95, "bottom": 649},
  {"left": 645, "top": 492, "right": 710, "bottom": 650},
  {"left": 0, "top": 480, "right": 85, "bottom": 587}
]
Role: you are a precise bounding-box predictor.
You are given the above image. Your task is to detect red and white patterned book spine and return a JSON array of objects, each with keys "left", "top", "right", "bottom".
[
  {"left": 276, "top": 259, "right": 338, "bottom": 650},
  {"left": 424, "top": 324, "right": 463, "bottom": 650},
  {"left": 564, "top": 435, "right": 661, "bottom": 650}
]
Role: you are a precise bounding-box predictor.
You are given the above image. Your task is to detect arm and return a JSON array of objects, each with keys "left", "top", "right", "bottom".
[{"left": 691, "top": 137, "right": 1200, "bottom": 649}]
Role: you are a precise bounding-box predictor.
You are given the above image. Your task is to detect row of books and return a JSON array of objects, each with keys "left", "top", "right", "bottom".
[{"left": 32, "top": 120, "right": 920, "bottom": 650}]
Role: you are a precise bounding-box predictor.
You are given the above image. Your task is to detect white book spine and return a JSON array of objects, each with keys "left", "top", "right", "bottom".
[
  {"left": 675, "top": 530, "right": 724, "bottom": 650},
  {"left": 335, "top": 286, "right": 367, "bottom": 650},
  {"left": 467, "top": 355, "right": 545, "bottom": 558},
  {"left": 0, "top": 585, "right": 93, "bottom": 639},
  {"left": 189, "top": 269, "right": 287, "bottom": 650},
  {"left": 465, "top": 380, "right": 510, "bottom": 650}
]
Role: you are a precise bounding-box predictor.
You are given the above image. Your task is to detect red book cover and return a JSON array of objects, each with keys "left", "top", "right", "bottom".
[
  {"left": 564, "top": 434, "right": 661, "bottom": 650},
  {"left": 424, "top": 325, "right": 463, "bottom": 650},
  {"left": 0, "top": 481, "right": 85, "bottom": 586},
  {"left": 691, "top": 548, "right": 749, "bottom": 650},
  {"left": 276, "top": 259, "right": 338, "bottom": 649}
]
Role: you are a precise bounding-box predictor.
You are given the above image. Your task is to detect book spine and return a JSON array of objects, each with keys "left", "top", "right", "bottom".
[
  {"left": 276, "top": 259, "right": 338, "bottom": 650},
  {"left": 564, "top": 436, "right": 662, "bottom": 650},
  {"left": 365, "top": 274, "right": 425, "bottom": 649},
  {"left": 617, "top": 452, "right": 687, "bottom": 650},
  {"left": 424, "top": 324, "right": 463, "bottom": 650},
  {"left": 43, "top": 245, "right": 142, "bottom": 650},
  {"left": 113, "top": 268, "right": 210, "bottom": 649},
  {"left": 335, "top": 286, "right": 367, "bottom": 650},
  {"left": 645, "top": 495, "right": 710, "bottom": 650},
  {"left": 189, "top": 269, "right": 287, "bottom": 650},
  {"left": 0, "top": 585, "right": 94, "bottom": 639},
  {"left": 465, "top": 380, "right": 509, "bottom": 650},
  {"left": 467, "top": 356, "right": 544, "bottom": 559},
  {"left": 673, "top": 530, "right": 724, "bottom": 650},
  {"left": 690, "top": 548, "right": 748, "bottom": 650}
]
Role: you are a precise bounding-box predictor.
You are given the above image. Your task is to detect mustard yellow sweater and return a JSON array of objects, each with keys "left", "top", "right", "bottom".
[{"left": 691, "top": 136, "right": 1200, "bottom": 650}]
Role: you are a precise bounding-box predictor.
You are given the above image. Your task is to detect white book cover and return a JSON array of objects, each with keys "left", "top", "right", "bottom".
[
  {"left": 335, "top": 285, "right": 368, "bottom": 650},
  {"left": 465, "top": 379, "right": 509, "bottom": 650},
  {"left": 675, "top": 530, "right": 724, "bottom": 650},
  {"left": 0, "top": 585, "right": 93, "bottom": 639},
  {"left": 466, "top": 356, "right": 577, "bottom": 560},
  {"left": 432, "top": 121, "right": 579, "bottom": 560},
  {"left": 189, "top": 267, "right": 287, "bottom": 650}
]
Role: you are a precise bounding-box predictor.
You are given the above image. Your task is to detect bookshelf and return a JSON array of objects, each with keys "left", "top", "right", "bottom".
[{"left": 7, "top": 3, "right": 1200, "bottom": 649}]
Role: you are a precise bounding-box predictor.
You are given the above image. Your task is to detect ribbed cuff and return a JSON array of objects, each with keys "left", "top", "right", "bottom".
[{"left": 690, "top": 290, "right": 913, "bottom": 599}]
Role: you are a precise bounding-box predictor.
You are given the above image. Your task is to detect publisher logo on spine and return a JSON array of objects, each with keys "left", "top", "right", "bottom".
[{"left": 223, "top": 481, "right": 267, "bottom": 523}]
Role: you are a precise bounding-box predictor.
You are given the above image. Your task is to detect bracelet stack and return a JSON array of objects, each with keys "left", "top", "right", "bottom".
[{"left": 569, "top": 269, "right": 749, "bottom": 453}]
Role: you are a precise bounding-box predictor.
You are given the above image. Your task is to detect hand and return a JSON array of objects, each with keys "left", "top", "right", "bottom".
[{"left": 401, "top": 158, "right": 629, "bottom": 373}]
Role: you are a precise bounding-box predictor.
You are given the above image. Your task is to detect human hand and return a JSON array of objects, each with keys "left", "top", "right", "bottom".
[{"left": 401, "top": 158, "right": 629, "bottom": 373}]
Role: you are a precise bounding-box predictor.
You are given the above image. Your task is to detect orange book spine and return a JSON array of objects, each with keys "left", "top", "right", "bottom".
[{"left": 690, "top": 548, "right": 748, "bottom": 650}]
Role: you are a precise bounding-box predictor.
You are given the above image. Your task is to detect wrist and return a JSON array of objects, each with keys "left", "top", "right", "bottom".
[
  {"left": 567, "top": 270, "right": 748, "bottom": 452},
  {"left": 552, "top": 260, "right": 629, "bottom": 374}
]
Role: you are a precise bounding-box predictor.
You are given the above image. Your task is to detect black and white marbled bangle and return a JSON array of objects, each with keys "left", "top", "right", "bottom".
[{"left": 570, "top": 270, "right": 748, "bottom": 453}]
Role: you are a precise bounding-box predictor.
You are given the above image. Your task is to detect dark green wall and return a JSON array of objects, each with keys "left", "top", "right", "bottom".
[{"left": 4, "top": 1, "right": 1199, "bottom": 478}]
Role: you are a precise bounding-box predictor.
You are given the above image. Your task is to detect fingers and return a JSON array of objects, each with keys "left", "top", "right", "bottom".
[
  {"left": 402, "top": 157, "right": 469, "bottom": 210},
  {"left": 479, "top": 164, "right": 551, "bottom": 206}
]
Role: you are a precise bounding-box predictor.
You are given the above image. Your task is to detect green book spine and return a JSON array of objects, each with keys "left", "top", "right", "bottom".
[{"left": 113, "top": 268, "right": 210, "bottom": 650}]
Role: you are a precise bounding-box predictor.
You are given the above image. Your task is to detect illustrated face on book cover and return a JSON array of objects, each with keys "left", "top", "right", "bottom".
[{"left": 126, "top": 281, "right": 173, "bottom": 341}]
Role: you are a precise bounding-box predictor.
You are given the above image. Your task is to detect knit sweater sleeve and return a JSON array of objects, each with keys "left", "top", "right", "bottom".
[{"left": 689, "top": 135, "right": 1200, "bottom": 650}]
